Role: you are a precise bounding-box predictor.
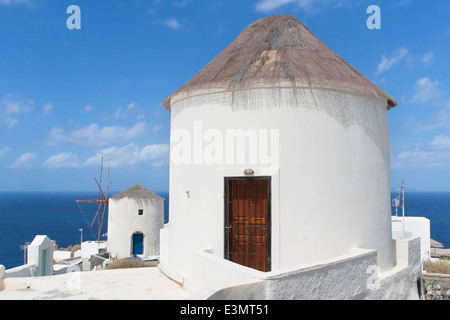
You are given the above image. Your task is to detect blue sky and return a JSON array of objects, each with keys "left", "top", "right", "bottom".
[{"left": 0, "top": 0, "right": 449, "bottom": 192}]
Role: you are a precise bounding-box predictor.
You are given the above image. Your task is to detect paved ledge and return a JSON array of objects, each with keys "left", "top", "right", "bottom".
[{"left": 0, "top": 267, "right": 191, "bottom": 300}]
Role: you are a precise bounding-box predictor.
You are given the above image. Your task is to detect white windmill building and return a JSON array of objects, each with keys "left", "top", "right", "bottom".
[
  {"left": 107, "top": 184, "right": 164, "bottom": 259},
  {"left": 158, "top": 15, "right": 422, "bottom": 299}
]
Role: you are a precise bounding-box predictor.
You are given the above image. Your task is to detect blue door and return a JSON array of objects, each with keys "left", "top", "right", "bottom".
[{"left": 132, "top": 233, "right": 144, "bottom": 255}]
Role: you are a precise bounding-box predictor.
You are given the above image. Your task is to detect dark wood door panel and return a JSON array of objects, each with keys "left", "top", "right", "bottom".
[{"left": 225, "top": 177, "right": 271, "bottom": 272}]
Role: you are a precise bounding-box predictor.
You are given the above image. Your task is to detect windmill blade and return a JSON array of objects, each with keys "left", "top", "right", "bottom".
[
  {"left": 106, "top": 164, "right": 111, "bottom": 198},
  {"left": 76, "top": 156, "right": 111, "bottom": 242},
  {"left": 91, "top": 201, "right": 103, "bottom": 228},
  {"left": 107, "top": 181, "right": 112, "bottom": 196},
  {"left": 95, "top": 177, "right": 108, "bottom": 203},
  {"left": 76, "top": 199, "right": 102, "bottom": 204},
  {"left": 98, "top": 156, "right": 104, "bottom": 200}
]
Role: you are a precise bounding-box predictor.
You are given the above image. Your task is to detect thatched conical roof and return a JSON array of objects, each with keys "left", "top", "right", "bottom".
[
  {"left": 162, "top": 14, "right": 397, "bottom": 110},
  {"left": 111, "top": 184, "right": 164, "bottom": 201}
]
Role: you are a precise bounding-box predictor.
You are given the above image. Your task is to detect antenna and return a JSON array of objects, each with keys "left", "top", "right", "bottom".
[
  {"left": 400, "top": 180, "right": 406, "bottom": 238},
  {"left": 20, "top": 242, "right": 30, "bottom": 265},
  {"left": 76, "top": 156, "right": 112, "bottom": 242},
  {"left": 392, "top": 180, "right": 406, "bottom": 238},
  {"left": 392, "top": 189, "right": 400, "bottom": 217},
  {"left": 392, "top": 198, "right": 399, "bottom": 217}
]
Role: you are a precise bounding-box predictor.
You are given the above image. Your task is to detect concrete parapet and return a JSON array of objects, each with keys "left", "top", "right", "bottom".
[{"left": 191, "top": 237, "right": 423, "bottom": 300}]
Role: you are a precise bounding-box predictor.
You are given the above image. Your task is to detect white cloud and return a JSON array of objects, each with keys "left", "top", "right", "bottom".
[
  {"left": 114, "top": 102, "right": 137, "bottom": 120},
  {"left": 42, "top": 153, "right": 81, "bottom": 169},
  {"left": 431, "top": 135, "right": 450, "bottom": 149},
  {"left": 154, "top": 18, "right": 181, "bottom": 30},
  {"left": 9, "top": 153, "right": 38, "bottom": 169},
  {"left": 393, "top": 133, "right": 450, "bottom": 169},
  {"left": 152, "top": 159, "right": 165, "bottom": 168},
  {"left": 174, "top": 0, "right": 190, "bottom": 7},
  {"left": 84, "top": 143, "right": 169, "bottom": 168},
  {"left": 162, "top": 18, "right": 180, "bottom": 30},
  {"left": 255, "top": 0, "right": 297, "bottom": 12},
  {"left": 84, "top": 104, "right": 93, "bottom": 112},
  {"left": 0, "top": 96, "right": 33, "bottom": 128},
  {"left": 114, "top": 107, "right": 125, "bottom": 120},
  {"left": 411, "top": 77, "right": 442, "bottom": 104},
  {"left": 420, "top": 52, "right": 434, "bottom": 66},
  {"left": 127, "top": 102, "right": 136, "bottom": 110},
  {"left": 0, "top": 0, "right": 30, "bottom": 6},
  {"left": 376, "top": 48, "right": 409, "bottom": 74},
  {"left": 404, "top": 106, "right": 450, "bottom": 132},
  {"left": 254, "top": 0, "right": 345, "bottom": 12},
  {"left": 152, "top": 124, "right": 163, "bottom": 132},
  {"left": 392, "top": 145, "right": 442, "bottom": 168},
  {"left": 42, "top": 102, "right": 54, "bottom": 115},
  {"left": 48, "top": 122, "right": 147, "bottom": 146}
]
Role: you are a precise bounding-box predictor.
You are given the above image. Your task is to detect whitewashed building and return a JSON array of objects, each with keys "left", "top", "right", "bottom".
[
  {"left": 159, "top": 15, "right": 422, "bottom": 299},
  {"left": 107, "top": 184, "right": 164, "bottom": 259},
  {"left": 5, "top": 235, "right": 54, "bottom": 278}
]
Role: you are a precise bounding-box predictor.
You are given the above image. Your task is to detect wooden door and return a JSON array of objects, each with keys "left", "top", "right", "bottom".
[{"left": 225, "top": 177, "right": 271, "bottom": 272}]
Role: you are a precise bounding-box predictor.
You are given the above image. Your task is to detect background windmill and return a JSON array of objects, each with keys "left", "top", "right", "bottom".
[{"left": 76, "top": 157, "right": 112, "bottom": 242}]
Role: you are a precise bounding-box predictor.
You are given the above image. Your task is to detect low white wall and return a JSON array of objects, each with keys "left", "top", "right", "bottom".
[
  {"left": 159, "top": 225, "right": 169, "bottom": 266},
  {"left": 189, "top": 249, "right": 263, "bottom": 294},
  {"left": 392, "top": 216, "right": 430, "bottom": 260},
  {"left": 81, "top": 241, "right": 108, "bottom": 259},
  {"left": 190, "top": 237, "right": 423, "bottom": 300},
  {"left": 191, "top": 248, "right": 377, "bottom": 299},
  {"left": 53, "top": 261, "right": 83, "bottom": 275},
  {"left": 4, "top": 264, "right": 36, "bottom": 278},
  {"left": 53, "top": 251, "right": 72, "bottom": 262}
]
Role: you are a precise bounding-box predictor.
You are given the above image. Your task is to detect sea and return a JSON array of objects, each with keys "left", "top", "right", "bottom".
[{"left": 0, "top": 191, "right": 449, "bottom": 270}]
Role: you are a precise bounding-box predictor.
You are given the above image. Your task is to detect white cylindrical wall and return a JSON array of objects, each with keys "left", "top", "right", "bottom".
[
  {"left": 108, "top": 198, "right": 164, "bottom": 259},
  {"left": 164, "top": 87, "right": 393, "bottom": 282}
]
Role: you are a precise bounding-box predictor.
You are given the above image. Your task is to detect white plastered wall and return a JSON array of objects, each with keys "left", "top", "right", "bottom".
[{"left": 161, "top": 86, "right": 394, "bottom": 286}]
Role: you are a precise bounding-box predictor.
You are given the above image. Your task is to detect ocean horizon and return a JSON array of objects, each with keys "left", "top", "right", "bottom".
[{"left": 0, "top": 191, "right": 448, "bottom": 270}]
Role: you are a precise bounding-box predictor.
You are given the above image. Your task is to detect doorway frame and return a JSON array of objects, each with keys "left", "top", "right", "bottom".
[{"left": 224, "top": 176, "right": 272, "bottom": 272}]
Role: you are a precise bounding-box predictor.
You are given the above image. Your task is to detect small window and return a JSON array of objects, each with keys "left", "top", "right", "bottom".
[{"left": 138, "top": 209, "right": 144, "bottom": 216}]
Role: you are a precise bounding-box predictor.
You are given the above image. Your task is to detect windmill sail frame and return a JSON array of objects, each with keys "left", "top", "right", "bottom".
[{"left": 76, "top": 157, "right": 112, "bottom": 242}]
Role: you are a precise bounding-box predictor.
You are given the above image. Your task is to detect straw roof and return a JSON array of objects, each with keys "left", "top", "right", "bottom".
[
  {"left": 162, "top": 14, "right": 397, "bottom": 110},
  {"left": 111, "top": 184, "right": 164, "bottom": 201}
]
